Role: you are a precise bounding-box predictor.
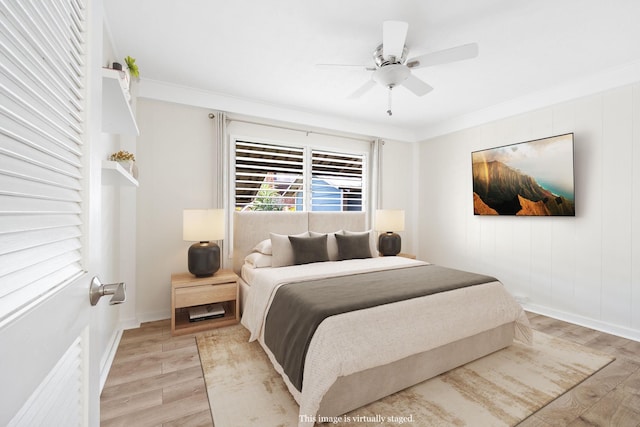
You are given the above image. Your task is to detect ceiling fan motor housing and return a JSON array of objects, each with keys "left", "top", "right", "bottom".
[{"left": 374, "top": 43, "right": 408, "bottom": 67}]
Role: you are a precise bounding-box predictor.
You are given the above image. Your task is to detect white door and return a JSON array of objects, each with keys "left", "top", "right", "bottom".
[
  {"left": 0, "top": 275, "right": 97, "bottom": 426},
  {"left": 0, "top": 0, "right": 102, "bottom": 425}
]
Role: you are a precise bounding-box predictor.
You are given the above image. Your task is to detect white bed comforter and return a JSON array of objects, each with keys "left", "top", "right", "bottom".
[{"left": 240, "top": 258, "right": 532, "bottom": 426}]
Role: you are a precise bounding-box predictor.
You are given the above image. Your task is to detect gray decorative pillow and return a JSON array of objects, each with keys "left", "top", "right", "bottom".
[
  {"left": 335, "top": 233, "right": 372, "bottom": 260},
  {"left": 341, "top": 229, "right": 379, "bottom": 257},
  {"left": 288, "top": 235, "right": 329, "bottom": 265}
]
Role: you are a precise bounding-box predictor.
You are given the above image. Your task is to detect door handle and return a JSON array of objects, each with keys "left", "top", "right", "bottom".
[{"left": 89, "top": 277, "right": 126, "bottom": 306}]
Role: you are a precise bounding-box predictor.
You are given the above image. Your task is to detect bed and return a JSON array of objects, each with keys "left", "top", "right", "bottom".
[{"left": 233, "top": 211, "right": 531, "bottom": 426}]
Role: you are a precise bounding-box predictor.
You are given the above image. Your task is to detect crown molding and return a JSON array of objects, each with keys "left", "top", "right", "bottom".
[
  {"left": 136, "top": 79, "right": 416, "bottom": 143},
  {"left": 416, "top": 59, "right": 640, "bottom": 141}
]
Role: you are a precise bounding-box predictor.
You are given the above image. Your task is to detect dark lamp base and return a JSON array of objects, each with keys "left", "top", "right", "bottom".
[
  {"left": 378, "top": 232, "right": 401, "bottom": 256},
  {"left": 188, "top": 241, "right": 220, "bottom": 277}
]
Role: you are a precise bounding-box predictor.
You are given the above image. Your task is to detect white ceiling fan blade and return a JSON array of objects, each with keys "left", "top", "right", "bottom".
[
  {"left": 348, "top": 79, "right": 376, "bottom": 99},
  {"left": 401, "top": 74, "right": 433, "bottom": 96},
  {"left": 406, "top": 43, "right": 479, "bottom": 69},
  {"left": 316, "top": 63, "right": 376, "bottom": 71},
  {"left": 383, "top": 20, "right": 408, "bottom": 60}
]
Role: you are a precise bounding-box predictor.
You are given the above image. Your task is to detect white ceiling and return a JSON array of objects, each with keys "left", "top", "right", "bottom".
[{"left": 104, "top": 0, "right": 640, "bottom": 141}]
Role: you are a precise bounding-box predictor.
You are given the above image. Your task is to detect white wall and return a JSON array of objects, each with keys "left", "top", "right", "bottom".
[
  {"left": 379, "top": 140, "right": 417, "bottom": 255},
  {"left": 93, "top": 13, "right": 129, "bottom": 387},
  {"left": 135, "top": 99, "right": 219, "bottom": 321},
  {"left": 418, "top": 83, "right": 640, "bottom": 340}
]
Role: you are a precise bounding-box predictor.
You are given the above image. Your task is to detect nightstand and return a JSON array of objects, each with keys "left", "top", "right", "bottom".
[{"left": 171, "top": 269, "right": 239, "bottom": 336}]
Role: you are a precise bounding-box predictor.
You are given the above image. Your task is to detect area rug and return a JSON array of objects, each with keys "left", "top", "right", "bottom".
[{"left": 197, "top": 325, "right": 613, "bottom": 427}]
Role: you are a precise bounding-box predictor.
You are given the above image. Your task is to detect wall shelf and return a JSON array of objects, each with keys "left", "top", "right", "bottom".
[
  {"left": 102, "top": 160, "right": 139, "bottom": 187},
  {"left": 102, "top": 68, "right": 139, "bottom": 136}
]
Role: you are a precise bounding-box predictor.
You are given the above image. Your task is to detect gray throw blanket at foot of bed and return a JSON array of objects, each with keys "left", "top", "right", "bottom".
[{"left": 264, "top": 264, "right": 497, "bottom": 391}]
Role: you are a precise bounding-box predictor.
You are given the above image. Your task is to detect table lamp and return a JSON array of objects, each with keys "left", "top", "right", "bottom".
[
  {"left": 183, "top": 209, "right": 225, "bottom": 277},
  {"left": 375, "top": 209, "right": 404, "bottom": 256}
]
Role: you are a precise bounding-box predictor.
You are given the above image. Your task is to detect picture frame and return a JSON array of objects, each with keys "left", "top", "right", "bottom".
[{"left": 471, "top": 133, "right": 575, "bottom": 216}]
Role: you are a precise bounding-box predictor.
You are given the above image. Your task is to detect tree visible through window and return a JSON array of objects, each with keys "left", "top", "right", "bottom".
[{"left": 234, "top": 140, "right": 365, "bottom": 212}]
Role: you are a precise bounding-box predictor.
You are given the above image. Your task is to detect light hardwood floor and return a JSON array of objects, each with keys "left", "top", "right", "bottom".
[{"left": 100, "top": 313, "right": 640, "bottom": 426}]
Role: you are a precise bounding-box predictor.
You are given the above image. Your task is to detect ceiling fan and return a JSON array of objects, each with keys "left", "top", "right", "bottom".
[{"left": 320, "top": 21, "right": 479, "bottom": 116}]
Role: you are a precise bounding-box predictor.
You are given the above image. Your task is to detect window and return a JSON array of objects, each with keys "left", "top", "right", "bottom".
[
  {"left": 311, "top": 150, "right": 363, "bottom": 211},
  {"left": 234, "top": 140, "right": 366, "bottom": 212},
  {"left": 234, "top": 140, "right": 304, "bottom": 211}
]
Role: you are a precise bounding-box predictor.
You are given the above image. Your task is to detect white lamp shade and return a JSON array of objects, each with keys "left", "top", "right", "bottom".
[
  {"left": 375, "top": 209, "right": 405, "bottom": 232},
  {"left": 183, "top": 209, "right": 225, "bottom": 242}
]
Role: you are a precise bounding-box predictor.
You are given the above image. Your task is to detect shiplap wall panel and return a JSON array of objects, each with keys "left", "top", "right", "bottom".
[
  {"left": 549, "top": 102, "right": 578, "bottom": 313},
  {"left": 530, "top": 220, "right": 553, "bottom": 305},
  {"left": 419, "top": 82, "right": 640, "bottom": 340},
  {"left": 632, "top": 85, "right": 640, "bottom": 330},
  {"left": 601, "top": 88, "right": 633, "bottom": 326},
  {"left": 448, "top": 134, "right": 470, "bottom": 264},
  {"left": 572, "top": 96, "right": 604, "bottom": 319},
  {"left": 504, "top": 220, "right": 529, "bottom": 299},
  {"left": 464, "top": 132, "right": 483, "bottom": 276}
]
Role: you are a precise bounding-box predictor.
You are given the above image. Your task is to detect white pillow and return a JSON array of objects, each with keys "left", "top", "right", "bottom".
[
  {"left": 340, "top": 229, "right": 379, "bottom": 257},
  {"left": 270, "top": 232, "right": 309, "bottom": 267},
  {"left": 252, "top": 239, "right": 272, "bottom": 255},
  {"left": 309, "top": 230, "right": 340, "bottom": 261},
  {"left": 244, "top": 252, "right": 273, "bottom": 268}
]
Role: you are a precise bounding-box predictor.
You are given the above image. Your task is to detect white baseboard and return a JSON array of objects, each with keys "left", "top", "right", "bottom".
[
  {"left": 99, "top": 327, "right": 123, "bottom": 393},
  {"left": 136, "top": 309, "right": 171, "bottom": 325},
  {"left": 523, "top": 303, "right": 640, "bottom": 342},
  {"left": 120, "top": 319, "right": 141, "bottom": 331},
  {"left": 119, "top": 314, "right": 141, "bottom": 331}
]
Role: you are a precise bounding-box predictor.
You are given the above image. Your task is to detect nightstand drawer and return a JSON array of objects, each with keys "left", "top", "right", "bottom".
[{"left": 174, "top": 282, "right": 236, "bottom": 308}]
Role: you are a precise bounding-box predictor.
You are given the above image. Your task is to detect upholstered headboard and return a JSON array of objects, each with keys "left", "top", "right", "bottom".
[{"left": 232, "top": 211, "right": 367, "bottom": 274}]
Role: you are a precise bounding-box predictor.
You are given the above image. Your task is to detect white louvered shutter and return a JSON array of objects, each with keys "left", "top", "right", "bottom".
[
  {"left": 311, "top": 149, "right": 364, "bottom": 211},
  {"left": 233, "top": 140, "right": 367, "bottom": 212},
  {"left": 234, "top": 140, "right": 305, "bottom": 211},
  {"left": 7, "top": 335, "right": 84, "bottom": 427},
  {"left": 0, "top": 0, "right": 86, "bottom": 322}
]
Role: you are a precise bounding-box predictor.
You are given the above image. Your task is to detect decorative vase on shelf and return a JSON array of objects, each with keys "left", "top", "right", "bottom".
[{"left": 123, "top": 68, "right": 131, "bottom": 90}]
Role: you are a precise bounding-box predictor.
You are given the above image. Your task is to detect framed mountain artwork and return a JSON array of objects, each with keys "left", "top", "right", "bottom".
[{"left": 472, "top": 133, "right": 575, "bottom": 216}]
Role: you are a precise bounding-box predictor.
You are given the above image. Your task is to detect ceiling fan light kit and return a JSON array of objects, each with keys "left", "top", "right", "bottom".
[
  {"left": 324, "top": 20, "right": 479, "bottom": 116},
  {"left": 373, "top": 63, "right": 410, "bottom": 88},
  {"left": 371, "top": 62, "right": 411, "bottom": 117}
]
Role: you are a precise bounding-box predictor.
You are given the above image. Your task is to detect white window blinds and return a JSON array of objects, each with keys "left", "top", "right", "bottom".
[
  {"left": 235, "top": 140, "right": 304, "bottom": 211},
  {"left": 234, "top": 140, "right": 365, "bottom": 212},
  {"left": 0, "top": 0, "right": 86, "bottom": 321},
  {"left": 311, "top": 149, "right": 364, "bottom": 211}
]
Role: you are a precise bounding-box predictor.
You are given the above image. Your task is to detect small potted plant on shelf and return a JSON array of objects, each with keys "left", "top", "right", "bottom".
[
  {"left": 124, "top": 55, "right": 139, "bottom": 79},
  {"left": 109, "top": 150, "right": 138, "bottom": 178},
  {"left": 114, "top": 56, "right": 139, "bottom": 94}
]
